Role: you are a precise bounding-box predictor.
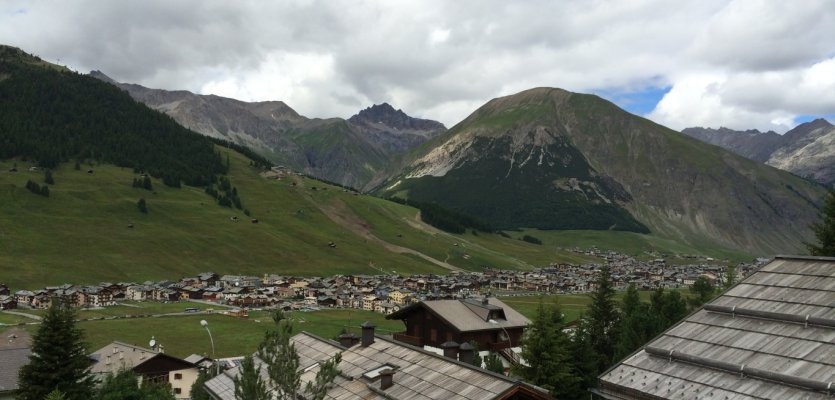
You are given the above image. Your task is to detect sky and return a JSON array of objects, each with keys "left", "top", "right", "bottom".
[{"left": 2, "top": 0, "right": 834, "bottom": 133}]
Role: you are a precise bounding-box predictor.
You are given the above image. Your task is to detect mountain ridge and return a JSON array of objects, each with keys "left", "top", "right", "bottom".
[
  {"left": 382, "top": 87, "right": 827, "bottom": 254},
  {"left": 89, "top": 71, "right": 446, "bottom": 189},
  {"left": 683, "top": 119, "right": 835, "bottom": 187}
]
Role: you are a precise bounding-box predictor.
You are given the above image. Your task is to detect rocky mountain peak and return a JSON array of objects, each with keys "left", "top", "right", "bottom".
[
  {"left": 783, "top": 118, "right": 833, "bottom": 140},
  {"left": 349, "top": 103, "right": 445, "bottom": 131}
]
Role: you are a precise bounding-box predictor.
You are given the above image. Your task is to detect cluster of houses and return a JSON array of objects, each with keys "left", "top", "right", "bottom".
[{"left": 0, "top": 251, "right": 763, "bottom": 313}]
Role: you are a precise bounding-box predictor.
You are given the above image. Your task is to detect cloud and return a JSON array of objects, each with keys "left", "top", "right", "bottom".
[{"left": 1, "top": 0, "right": 833, "bottom": 130}]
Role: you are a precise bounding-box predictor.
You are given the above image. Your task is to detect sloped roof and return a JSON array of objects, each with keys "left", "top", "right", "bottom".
[
  {"left": 205, "top": 331, "right": 550, "bottom": 399},
  {"left": 0, "top": 347, "right": 30, "bottom": 393},
  {"left": 596, "top": 256, "right": 835, "bottom": 399},
  {"left": 387, "top": 298, "right": 530, "bottom": 332},
  {"left": 89, "top": 341, "right": 195, "bottom": 375}
]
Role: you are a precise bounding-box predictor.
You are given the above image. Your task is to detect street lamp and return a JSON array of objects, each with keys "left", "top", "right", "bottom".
[{"left": 200, "top": 319, "right": 219, "bottom": 375}]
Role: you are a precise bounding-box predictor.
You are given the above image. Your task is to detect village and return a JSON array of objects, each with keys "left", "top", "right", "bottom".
[{"left": 0, "top": 249, "right": 764, "bottom": 314}]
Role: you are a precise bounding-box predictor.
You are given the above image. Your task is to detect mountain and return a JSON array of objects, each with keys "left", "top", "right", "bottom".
[
  {"left": 89, "top": 71, "right": 445, "bottom": 189},
  {"left": 0, "top": 46, "right": 226, "bottom": 186},
  {"left": 381, "top": 88, "right": 827, "bottom": 254},
  {"left": 766, "top": 119, "right": 835, "bottom": 187},
  {"left": 682, "top": 120, "right": 835, "bottom": 187},
  {"left": 680, "top": 127, "right": 783, "bottom": 162}
]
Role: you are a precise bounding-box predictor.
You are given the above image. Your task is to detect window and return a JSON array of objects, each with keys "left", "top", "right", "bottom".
[
  {"left": 175, "top": 388, "right": 182, "bottom": 394},
  {"left": 174, "top": 373, "right": 182, "bottom": 380}
]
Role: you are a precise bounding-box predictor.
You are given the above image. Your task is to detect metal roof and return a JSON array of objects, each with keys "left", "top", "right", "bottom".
[
  {"left": 205, "top": 331, "right": 550, "bottom": 399},
  {"left": 0, "top": 347, "right": 30, "bottom": 393},
  {"left": 597, "top": 256, "right": 835, "bottom": 399}
]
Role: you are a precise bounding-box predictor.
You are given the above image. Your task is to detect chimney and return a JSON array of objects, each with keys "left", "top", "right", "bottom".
[
  {"left": 338, "top": 333, "right": 359, "bottom": 348},
  {"left": 458, "top": 342, "right": 475, "bottom": 365},
  {"left": 379, "top": 368, "right": 394, "bottom": 390},
  {"left": 361, "top": 321, "right": 376, "bottom": 347},
  {"left": 440, "top": 341, "right": 459, "bottom": 360},
  {"left": 481, "top": 297, "right": 488, "bottom": 305}
]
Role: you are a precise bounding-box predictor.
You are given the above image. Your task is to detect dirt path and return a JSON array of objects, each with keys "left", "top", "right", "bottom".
[{"left": 313, "top": 198, "right": 463, "bottom": 272}]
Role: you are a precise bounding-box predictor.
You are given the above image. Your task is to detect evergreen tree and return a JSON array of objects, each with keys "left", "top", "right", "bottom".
[
  {"left": 614, "top": 285, "right": 652, "bottom": 362},
  {"left": 469, "top": 341, "right": 483, "bottom": 368},
  {"left": 44, "top": 169, "right": 54, "bottom": 185},
  {"left": 137, "top": 198, "right": 147, "bottom": 214},
  {"left": 484, "top": 353, "right": 505, "bottom": 375},
  {"left": 41, "top": 185, "right": 50, "bottom": 197},
  {"left": 258, "top": 310, "right": 301, "bottom": 399},
  {"left": 45, "top": 390, "right": 66, "bottom": 400},
  {"left": 585, "top": 266, "right": 621, "bottom": 373},
  {"left": 570, "top": 318, "right": 600, "bottom": 393},
  {"left": 515, "top": 298, "right": 579, "bottom": 397},
  {"left": 233, "top": 355, "right": 269, "bottom": 400},
  {"left": 190, "top": 370, "right": 215, "bottom": 400},
  {"left": 142, "top": 175, "right": 152, "bottom": 190},
  {"left": 688, "top": 276, "right": 715, "bottom": 308},
  {"left": 304, "top": 353, "right": 341, "bottom": 400},
  {"left": 17, "top": 299, "right": 94, "bottom": 400},
  {"left": 806, "top": 190, "right": 835, "bottom": 256}
]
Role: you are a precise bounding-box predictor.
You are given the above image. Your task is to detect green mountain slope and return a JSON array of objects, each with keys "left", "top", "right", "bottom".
[{"left": 382, "top": 88, "right": 826, "bottom": 254}]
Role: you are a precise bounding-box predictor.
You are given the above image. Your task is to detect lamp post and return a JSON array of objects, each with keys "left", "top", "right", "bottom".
[{"left": 200, "top": 319, "right": 219, "bottom": 375}]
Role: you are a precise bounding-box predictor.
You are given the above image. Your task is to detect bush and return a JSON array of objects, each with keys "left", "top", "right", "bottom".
[{"left": 521, "top": 235, "right": 542, "bottom": 245}]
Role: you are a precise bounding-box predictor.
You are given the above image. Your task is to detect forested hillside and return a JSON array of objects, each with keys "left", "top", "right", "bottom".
[{"left": 0, "top": 46, "right": 225, "bottom": 187}]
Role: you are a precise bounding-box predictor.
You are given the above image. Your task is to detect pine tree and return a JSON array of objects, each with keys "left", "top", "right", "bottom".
[
  {"left": 137, "top": 198, "right": 147, "bottom": 214},
  {"left": 45, "top": 390, "right": 66, "bottom": 400},
  {"left": 723, "top": 265, "right": 737, "bottom": 289},
  {"left": 806, "top": 190, "right": 835, "bottom": 256},
  {"left": 570, "top": 318, "right": 600, "bottom": 393},
  {"left": 585, "top": 266, "right": 621, "bottom": 373},
  {"left": 258, "top": 310, "right": 301, "bottom": 399},
  {"left": 17, "top": 299, "right": 94, "bottom": 400},
  {"left": 484, "top": 353, "right": 505, "bottom": 375},
  {"left": 190, "top": 370, "right": 215, "bottom": 400},
  {"left": 469, "top": 341, "right": 483, "bottom": 368},
  {"left": 142, "top": 176, "right": 152, "bottom": 190},
  {"left": 233, "top": 355, "right": 269, "bottom": 400},
  {"left": 614, "top": 285, "right": 652, "bottom": 362},
  {"left": 44, "top": 169, "right": 54, "bottom": 185},
  {"left": 515, "top": 298, "right": 579, "bottom": 397},
  {"left": 304, "top": 352, "right": 341, "bottom": 400}
]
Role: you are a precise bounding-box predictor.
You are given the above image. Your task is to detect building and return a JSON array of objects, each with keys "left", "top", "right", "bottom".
[
  {"left": 89, "top": 341, "right": 199, "bottom": 400},
  {"left": 386, "top": 297, "right": 529, "bottom": 352},
  {"left": 595, "top": 255, "right": 835, "bottom": 399},
  {"left": 204, "top": 323, "right": 552, "bottom": 399},
  {"left": 0, "top": 328, "right": 32, "bottom": 400}
]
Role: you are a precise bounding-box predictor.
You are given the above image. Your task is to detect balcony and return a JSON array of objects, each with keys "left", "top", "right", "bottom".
[{"left": 392, "top": 332, "right": 423, "bottom": 347}]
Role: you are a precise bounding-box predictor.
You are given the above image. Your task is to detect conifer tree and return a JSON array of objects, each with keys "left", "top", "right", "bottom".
[
  {"left": 190, "top": 370, "right": 215, "bottom": 400},
  {"left": 585, "top": 266, "right": 621, "bottom": 372},
  {"left": 258, "top": 310, "right": 301, "bottom": 399},
  {"left": 44, "top": 169, "right": 54, "bottom": 185},
  {"left": 233, "top": 355, "right": 269, "bottom": 400},
  {"left": 17, "top": 299, "right": 94, "bottom": 400},
  {"left": 806, "top": 190, "right": 835, "bottom": 256},
  {"left": 516, "top": 298, "right": 579, "bottom": 398},
  {"left": 137, "top": 198, "right": 147, "bottom": 213},
  {"left": 614, "top": 285, "right": 652, "bottom": 362},
  {"left": 688, "top": 276, "right": 715, "bottom": 308}
]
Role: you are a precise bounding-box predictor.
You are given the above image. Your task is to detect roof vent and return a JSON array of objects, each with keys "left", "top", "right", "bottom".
[
  {"left": 440, "top": 341, "right": 459, "bottom": 360},
  {"left": 379, "top": 368, "right": 394, "bottom": 390}
]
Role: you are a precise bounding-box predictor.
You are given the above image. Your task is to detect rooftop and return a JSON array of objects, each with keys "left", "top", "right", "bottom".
[{"left": 596, "top": 255, "right": 835, "bottom": 399}]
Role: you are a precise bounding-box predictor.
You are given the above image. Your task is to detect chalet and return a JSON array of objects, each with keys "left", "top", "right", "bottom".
[
  {"left": 0, "top": 283, "right": 9, "bottom": 296},
  {"left": 204, "top": 323, "right": 552, "bottom": 399},
  {"left": 13, "top": 290, "right": 34, "bottom": 306},
  {"left": 362, "top": 295, "right": 379, "bottom": 311},
  {"left": 386, "top": 297, "right": 530, "bottom": 353},
  {"left": 126, "top": 285, "right": 154, "bottom": 301},
  {"left": 595, "top": 256, "right": 835, "bottom": 400},
  {"left": 0, "top": 295, "right": 16, "bottom": 310},
  {"left": 197, "top": 272, "right": 220, "bottom": 287},
  {"left": 90, "top": 341, "right": 199, "bottom": 400}
]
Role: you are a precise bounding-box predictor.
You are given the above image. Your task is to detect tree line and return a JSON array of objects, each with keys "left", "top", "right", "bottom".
[
  {"left": 514, "top": 266, "right": 728, "bottom": 399},
  {"left": 387, "top": 196, "right": 493, "bottom": 234}
]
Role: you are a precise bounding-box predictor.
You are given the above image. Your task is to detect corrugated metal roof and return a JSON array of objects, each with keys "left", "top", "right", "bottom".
[{"left": 597, "top": 256, "right": 835, "bottom": 399}]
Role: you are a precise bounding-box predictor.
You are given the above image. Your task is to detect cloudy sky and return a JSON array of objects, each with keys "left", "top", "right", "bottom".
[{"left": 2, "top": 0, "right": 834, "bottom": 132}]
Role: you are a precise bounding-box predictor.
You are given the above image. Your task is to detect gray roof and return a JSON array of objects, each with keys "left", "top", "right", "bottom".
[
  {"left": 205, "top": 331, "right": 549, "bottom": 399},
  {"left": 597, "top": 256, "right": 835, "bottom": 399},
  {"left": 0, "top": 347, "right": 30, "bottom": 393},
  {"left": 387, "top": 298, "right": 530, "bottom": 332}
]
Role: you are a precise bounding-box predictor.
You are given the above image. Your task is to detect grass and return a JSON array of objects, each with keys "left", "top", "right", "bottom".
[
  {"left": 78, "top": 309, "right": 403, "bottom": 359},
  {"left": 499, "top": 290, "right": 690, "bottom": 323},
  {"left": 0, "top": 312, "right": 36, "bottom": 325}
]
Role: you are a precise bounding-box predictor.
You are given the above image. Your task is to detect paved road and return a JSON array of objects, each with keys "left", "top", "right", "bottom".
[{"left": 1, "top": 310, "right": 42, "bottom": 320}]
